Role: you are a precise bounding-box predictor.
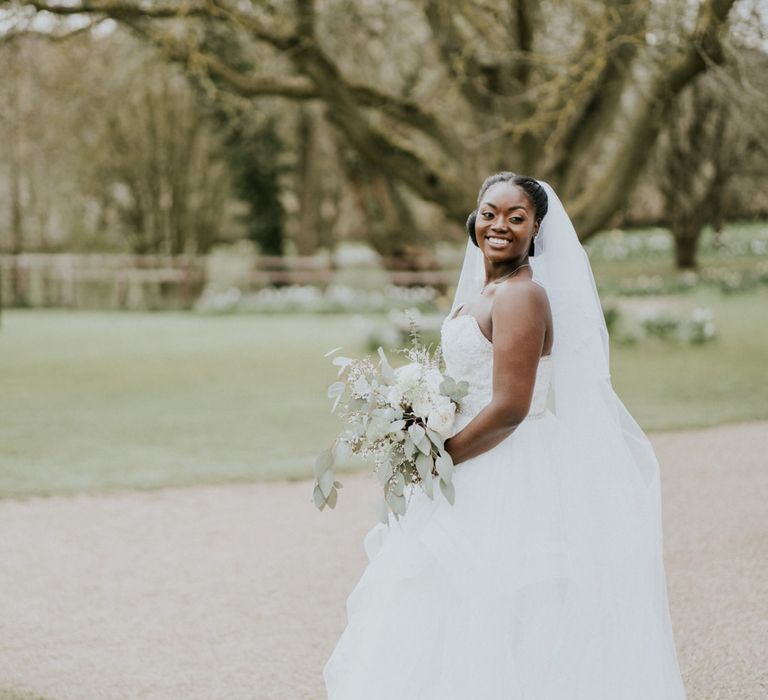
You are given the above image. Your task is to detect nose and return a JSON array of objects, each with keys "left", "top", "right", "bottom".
[{"left": 491, "top": 216, "right": 508, "bottom": 232}]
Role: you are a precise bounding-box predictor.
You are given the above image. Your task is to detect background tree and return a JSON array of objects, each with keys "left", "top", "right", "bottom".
[
  {"left": 656, "top": 79, "right": 731, "bottom": 269},
  {"left": 623, "top": 39, "right": 768, "bottom": 268},
  {"left": 95, "top": 55, "right": 232, "bottom": 255},
  {"left": 0, "top": 27, "right": 249, "bottom": 255},
  {"left": 1, "top": 0, "right": 738, "bottom": 241},
  {"left": 215, "top": 111, "right": 287, "bottom": 256}
]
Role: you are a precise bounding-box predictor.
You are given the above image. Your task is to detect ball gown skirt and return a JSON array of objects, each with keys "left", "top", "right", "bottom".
[{"left": 323, "top": 315, "right": 687, "bottom": 699}]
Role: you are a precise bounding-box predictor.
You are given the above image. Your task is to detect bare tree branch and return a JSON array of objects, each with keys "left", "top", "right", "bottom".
[
  {"left": 10, "top": 1, "right": 299, "bottom": 50},
  {"left": 11, "top": 0, "right": 458, "bottom": 151},
  {"left": 125, "top": 22, "right": 318, "bottom": 100},
  {"left": 568, "top": 0, "right": 739, "bottom": 235},
  {"left": 545, "top": 1, "right": 649, "bottom": 186},
  {"left": 255, "top": 3, "right": 467, "bottom": 212},
  {"left": 24, "top": 0, "right": 209, "bottom": 19},
  {"left": 510, "top": 0, "right": 537, "bottom": 86},
  {"left": 0, "top": 19, "right": 100, "bottom": 42},
  {"left": 293, "top": 0, "right": 315, "bottom": 38},
  {"left": 208, "top": 0, "right": 297, "bottom": 51},
  {"left": 423, "top": 0, "right": 495, "bottom": 110}
]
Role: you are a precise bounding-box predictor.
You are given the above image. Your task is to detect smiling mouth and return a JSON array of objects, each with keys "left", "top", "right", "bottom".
[{"left": 486, "top": 236, "right": 511, "bottom": 247}]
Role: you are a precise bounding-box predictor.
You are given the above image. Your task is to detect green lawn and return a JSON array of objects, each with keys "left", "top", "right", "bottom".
[
  {"left": 609, "top": 289, "right": 768, "bottom": 430},
  {"left": 1, "top": 291, "right": 766, "bottom": 498},
  {"left": 0, "top": 310, "right": 359, "bottom": 498}
]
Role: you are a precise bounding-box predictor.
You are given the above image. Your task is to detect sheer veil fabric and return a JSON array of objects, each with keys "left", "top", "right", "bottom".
[{"left": 448, "top": 180, "right": 686, "bottom": 696}]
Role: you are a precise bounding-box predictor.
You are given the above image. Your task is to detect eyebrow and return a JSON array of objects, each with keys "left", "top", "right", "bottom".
[{"left": 481, "top": 201, "right": 527, "bottom": 213}]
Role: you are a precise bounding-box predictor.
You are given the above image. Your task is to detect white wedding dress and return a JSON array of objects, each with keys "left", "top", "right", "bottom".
[{"left": 323, "top": 311, "right": 687, "bottom": 699}]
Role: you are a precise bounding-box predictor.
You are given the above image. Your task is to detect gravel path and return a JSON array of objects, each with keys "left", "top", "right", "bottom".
[{"left": 0, "top": 422, "right": 766, "bottom": 700}]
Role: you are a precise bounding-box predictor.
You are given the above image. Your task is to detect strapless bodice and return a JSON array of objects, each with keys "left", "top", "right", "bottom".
[{"left": 441, "top": 313, "right": 553, "bottom": 425}]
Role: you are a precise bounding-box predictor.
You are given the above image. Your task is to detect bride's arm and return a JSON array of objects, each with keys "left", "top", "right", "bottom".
[{"left": 444, "top": 282, "right": 548, "bottom": 466}]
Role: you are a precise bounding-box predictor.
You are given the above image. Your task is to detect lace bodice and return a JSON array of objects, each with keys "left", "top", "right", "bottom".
[{"left": 441, "top": 313, "right": 553, "bottom": 425}]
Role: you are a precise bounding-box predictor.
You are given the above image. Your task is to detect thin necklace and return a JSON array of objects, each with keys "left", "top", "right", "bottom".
[{"left": 480, "top": 262, "right": 530, "bottom": 295}]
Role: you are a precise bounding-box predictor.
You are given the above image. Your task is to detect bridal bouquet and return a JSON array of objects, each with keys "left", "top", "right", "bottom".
[{"left": 312, "top": 339, "right": 468, "bottom": 522}]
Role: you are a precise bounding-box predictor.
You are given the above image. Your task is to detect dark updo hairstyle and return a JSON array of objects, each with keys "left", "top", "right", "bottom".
[{"left": 466, "top": 172, "right": 548, "bottom": 254}]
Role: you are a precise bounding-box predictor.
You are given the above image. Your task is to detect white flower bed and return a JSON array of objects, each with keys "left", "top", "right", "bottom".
[{"left": 195, "top": 284, "right": 438, "bottom": 314}]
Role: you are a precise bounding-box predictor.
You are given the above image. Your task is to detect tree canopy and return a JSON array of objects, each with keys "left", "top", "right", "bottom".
[{"left": 1, "top": 0, "right": 742, "bottom": 240}]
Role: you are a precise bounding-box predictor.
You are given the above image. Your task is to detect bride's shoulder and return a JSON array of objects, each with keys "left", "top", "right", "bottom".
[{"left": 493, "top": 277, "right": 550, "bottom": 316}]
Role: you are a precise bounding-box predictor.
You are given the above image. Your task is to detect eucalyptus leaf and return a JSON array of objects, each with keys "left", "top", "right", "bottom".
[
  {"left": 333, "top": 481, "right": 344, "bottom": 489},
  {"left": 333, "top": 356, "right": 353, "bottom": 377},
  {"left": 435, "top": 453, "right": 454, "bottom": 481},
  {"left": 314, "top": 448, "right": 334, "bottom": 478},
  {"left": 426, "top": 428, "right": 445, "bottom": 450},
  {"left": 403, "top": 436, "right": 416, "bottom": 459},
  {"left": 327, "top": 381, "right": 345, "bottom": 398},
  {"left": 416, "top": 436, "right": 432, "bottom": 456},
  {"left": 415, "top": 452, "right": 433, "bottom": 481},
  {"left": 372, "top": 407, "right": 395, "bottom": 422},
  {"left": 366, "top": 417, "right": 388, "bottom": 442},
  {"left": 313, "top": 483, "right": 326, "bottom": 510},
  {"left": 319, "top": 468, "right": 335, "bottom": 498},
  {"left": 439, "top": 376, "right": 457, "bottom": 396},
  {"left": 408, "top": 423, "right": 426, "bottom": 447},
  {"left": 392, "top": 470, "right": 405, "bottom": 496},
  {"left": 332, "top": 440, "right": 352, "bottom": 465},
  {"left": 377, "top": 347, "right": 396, "bottom": 383},
  {"left": 326, "top": 487, "right": 338, "bottom": 509},
  {"left": 440, "top": 375, "right": 469, "bottom": 402},
  {"left": 327, "top": 383, "right": 345, "bottom": 414},
  {"left": 324, "top": 346, "right": 344, "bottom": 357},
  {"left": 439, "top": 477, "right": 456, "bottom": 505},
  {"left": 422, "top": 473, "right": 434, "bottom": 498},
  {"left": 387, "top": 490, "right": 406, "bottom": 516},
  {"left": 377, "top": 460, "right": 394, "bottom": 486},
  {"left": 454, "top": 380, "right": 470, "bottom": 400}
]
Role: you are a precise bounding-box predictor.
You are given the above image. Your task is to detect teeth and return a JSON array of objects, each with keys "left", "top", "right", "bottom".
[{"left": 488, "top": 237, "right": 509, "bottom": 245}]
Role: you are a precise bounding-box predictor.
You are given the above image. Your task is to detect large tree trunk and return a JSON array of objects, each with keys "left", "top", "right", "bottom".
[
  {"left": 345, "top": 157, "right": 420, "bottom": 262},
  {"left": 7, "top": 41, "right": 23, "bottom": 257},
  {"left": 7, "top": 41, "right": 25, "bottom": 305},
  {"left": 672, "top": 221, "right": 702, "bottom": 270},
  {"left": 295, "top": 105, "right": 339, "bottom": 255}
]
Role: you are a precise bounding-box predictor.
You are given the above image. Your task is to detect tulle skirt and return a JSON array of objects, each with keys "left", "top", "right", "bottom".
[{"left": 323, "top": 410, "right": 687, "bottom": 699}]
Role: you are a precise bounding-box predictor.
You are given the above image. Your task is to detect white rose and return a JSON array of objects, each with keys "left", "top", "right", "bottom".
[
  {"left": 425, "top": 368, "right": 444, "bottom": 395},
  {"left": 427, "top": 402, "right": 456, "bottom": 436},
  {"left": 395, "top": 363, "right": 422, "bottom": 391},
  {"left": 411, "top": 392, "right": 432, "bottom": 420}
]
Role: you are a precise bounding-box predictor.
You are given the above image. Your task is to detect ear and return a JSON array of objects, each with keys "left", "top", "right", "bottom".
[{"left": 466, "top": 210, "right": 479, "bottom": 247}]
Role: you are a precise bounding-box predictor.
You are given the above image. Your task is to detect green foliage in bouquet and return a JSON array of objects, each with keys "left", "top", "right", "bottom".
[{"left": 312, "top": 335, "right": 468, "bottom": 523}]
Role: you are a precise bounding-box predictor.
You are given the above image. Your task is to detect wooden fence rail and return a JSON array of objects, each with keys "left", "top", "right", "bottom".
[{"left": 0, "top": 254, "right": 459, "bottom": 310}]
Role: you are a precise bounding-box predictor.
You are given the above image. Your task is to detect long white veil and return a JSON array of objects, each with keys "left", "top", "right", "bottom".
[{"left": 449, "top": 180, "right": 685, "bottom": 688}]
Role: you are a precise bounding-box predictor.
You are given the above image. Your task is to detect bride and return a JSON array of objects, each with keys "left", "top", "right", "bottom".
[{"left": 323, "top": 173, "right": 687, "bottom": 699}]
